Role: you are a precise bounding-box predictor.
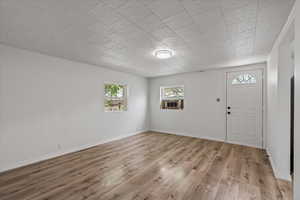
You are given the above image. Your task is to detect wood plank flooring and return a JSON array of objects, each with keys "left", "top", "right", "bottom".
[
  {"left": 0, "top": 132, "right": 291, "bottom": 200},
  {"left": 278, "top": 179, "right": 293, "bottom": 200}
]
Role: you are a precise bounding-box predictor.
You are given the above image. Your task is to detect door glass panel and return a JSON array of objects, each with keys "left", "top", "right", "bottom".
[{"left": 232, "top": 74, "right": 256, "bottom": 85}]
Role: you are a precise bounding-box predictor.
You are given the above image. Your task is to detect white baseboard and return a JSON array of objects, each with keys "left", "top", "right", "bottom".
[
  {"left": 150, "top": 129, "right": 267, "bottom": 149},
  {"left": 0, "top": 130, "right": 147, "bottom": 173},
  {"left": 267, "top": 150, "right": 279, "bottom": 177},
  {"left": 150, "top": 129, "right": 226, "bottom": 143},
  {"left": 266, "top": 149, "right": 292, "bottom": 181},
  {"left": 224, "top": 140, "right": 264, "bottom": 149}
]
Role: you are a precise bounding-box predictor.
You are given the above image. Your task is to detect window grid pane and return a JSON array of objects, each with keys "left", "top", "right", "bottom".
[
  {"left": 104, "top": 84, "right": 127, "bottom": 112},
  {"left": 160, "top": 86, "right": 184, "bottom": 110},
  {"left": 232, "top": 74, "right": 256, "bottom": 85},
  {"left": 162, "top": 86, "right": 184, "bottom": 100}
]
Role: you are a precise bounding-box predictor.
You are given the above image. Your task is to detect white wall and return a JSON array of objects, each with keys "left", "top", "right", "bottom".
[
  {"left": 294, "top": 0, "right": 300, "bottom": 197},
  {"left": 149, "top": 63, "right": 266, "bottom": 144},
  {"left": 0, "top": 44, "right": 149, "bottom": 172},
  {"left": 266, "top": 5, "right": 295, "bottom": 181},
  {"left": 149, "top": 70, "right": 226, "bottom": 141}
]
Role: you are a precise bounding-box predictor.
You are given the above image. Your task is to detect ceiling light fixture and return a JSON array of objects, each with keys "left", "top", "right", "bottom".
[{"left": 154, "top": 49, "right": 174, "bottom": 59}]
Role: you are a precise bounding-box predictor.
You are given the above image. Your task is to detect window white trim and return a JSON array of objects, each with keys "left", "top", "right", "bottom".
[
  {"left": 104, "top": 83, "right": 128, "bottom": 112},
  {"left": 160, "top": 85, "right": 184, "bottom": 100},
  {"left": 160, "top": 85, "right": 184, "bottom": 110}
]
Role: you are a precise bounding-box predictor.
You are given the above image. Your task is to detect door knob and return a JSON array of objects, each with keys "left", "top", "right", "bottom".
[
  {"left": 227, "top": 112, "right": 231, "bottom": 115},
  {"left": 227, "top": 106, "right": 231, "bottom": 109}
]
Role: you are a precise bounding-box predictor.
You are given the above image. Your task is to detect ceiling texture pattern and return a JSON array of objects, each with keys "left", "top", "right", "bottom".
[{"left": 0, "top": 0, "right": 295, "bottom": 77}]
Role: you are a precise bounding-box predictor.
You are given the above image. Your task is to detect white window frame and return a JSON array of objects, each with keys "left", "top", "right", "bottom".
[
  {"left": 104, "top": 83, "right": 128, "bottom": 112},
  {"left": 160, "top": 85, "right": 184, "bottom": 110}
]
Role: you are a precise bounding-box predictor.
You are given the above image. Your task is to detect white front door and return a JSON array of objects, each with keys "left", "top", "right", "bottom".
[{"left": 226, "top": 70, "right": 263, "bottom": 148}]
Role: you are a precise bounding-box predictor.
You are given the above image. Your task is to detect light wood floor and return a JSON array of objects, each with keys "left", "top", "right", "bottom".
[
  {"left": 278, "top": 179, "right": 293, "bottom": 200},
  {"left": 0, "top": 132, "right": 292, "bottom": 200}
]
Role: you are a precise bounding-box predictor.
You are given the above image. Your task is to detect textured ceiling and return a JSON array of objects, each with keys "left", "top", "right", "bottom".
[{"left": 0, "top": 0, "right": 295, "bottom": 77}]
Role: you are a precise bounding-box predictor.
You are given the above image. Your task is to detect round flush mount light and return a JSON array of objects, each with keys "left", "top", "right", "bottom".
[{"left": 153, "top": 49, "right": 174, "bottom": 59}]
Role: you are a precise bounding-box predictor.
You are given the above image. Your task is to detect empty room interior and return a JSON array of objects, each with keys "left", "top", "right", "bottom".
[{"left": 0, "top": 0, "right": 300, "bottom": 199}]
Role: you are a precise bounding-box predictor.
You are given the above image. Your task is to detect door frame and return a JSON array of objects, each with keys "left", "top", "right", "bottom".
[{"left": 225, "top": 68, "right": 265, "bottom": 149}]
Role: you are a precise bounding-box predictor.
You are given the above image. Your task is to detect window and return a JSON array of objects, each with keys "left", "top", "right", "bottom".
[
  {"left": 104, "top": 84, "right": 127, "bottom": 112},
  {"left": 232, "top": 74, "right": 256, "bottom": 85},
  {"left": 160, "top": 86, "right": 184, "bottom": 110}
]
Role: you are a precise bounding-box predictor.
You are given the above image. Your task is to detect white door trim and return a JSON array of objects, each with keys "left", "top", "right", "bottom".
[{"left": 225, "top": 69, "right": 264, "bottom": 149}]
